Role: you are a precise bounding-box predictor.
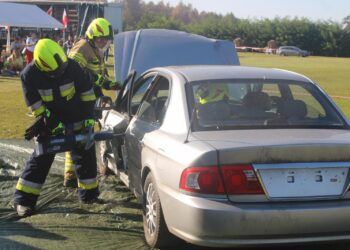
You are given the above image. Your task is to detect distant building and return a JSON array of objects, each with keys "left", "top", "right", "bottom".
[{"left": 0, "top": 0, "right": 123, "bottom": 38}]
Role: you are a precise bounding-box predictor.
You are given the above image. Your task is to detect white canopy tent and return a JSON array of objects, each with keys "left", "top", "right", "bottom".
[
  {"left": 0, "top": 2, "right": 63, "bottom": 52},
  {"left": 0, "top": 2, "right": 63, "bottom": 29}
]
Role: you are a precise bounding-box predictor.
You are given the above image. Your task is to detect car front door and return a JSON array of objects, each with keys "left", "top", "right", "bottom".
[{"left": 125, "top": 74, "right": 171, "bottom": 196}]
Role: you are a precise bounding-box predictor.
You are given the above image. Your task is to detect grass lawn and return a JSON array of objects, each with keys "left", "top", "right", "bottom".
[
  {"left": 1, "top": 52, "right": 350, "bottom": 139},
  {"left": 239, "top": 53, "right": 350, "bottom": 97},
  {"left": 239, "top": 52, "right": 350, "bottom": 115}
]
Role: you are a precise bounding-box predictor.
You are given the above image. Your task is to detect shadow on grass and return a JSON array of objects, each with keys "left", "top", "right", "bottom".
[
  {"left": 0, "top": 220, "right": 66, "bottom": 244},
  {"left": 0, "top": 238, "right": 40, "bottom": 250}
]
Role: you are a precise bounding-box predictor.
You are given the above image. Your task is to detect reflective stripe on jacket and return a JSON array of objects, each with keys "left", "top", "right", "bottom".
[
  {"left": 69, "top": 38, "right": 105, "bottom": 76},
  {"left": 20, "top": 59, "right": 96, "bottom": 123},
  {"left": 69, "top": 38, "right": 115, "bottom": 96}
]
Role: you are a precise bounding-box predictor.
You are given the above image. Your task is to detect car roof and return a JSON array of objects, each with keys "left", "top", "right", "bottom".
[{"left": 154, "top": 65, "right": 313, "bottom": 83}]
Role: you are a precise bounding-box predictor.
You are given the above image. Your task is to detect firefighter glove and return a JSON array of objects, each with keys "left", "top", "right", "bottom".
[
  {"left": 107, "top": 80, "right": 121, "bottom": 90},
  {"left": 94, "top": 74, "right": 105, "bottom": 87},
  {"left": 24, "top": 115, "right": 46, "bottom": 141},
  {"left": 83, "top": 119, "right": 95, "bottom": 133},
  {"left": 44, "top": 109, "right": 64, "bottom": 135},
  {"left": 50, "top": 122, "right": 65, "bottom": 136}
]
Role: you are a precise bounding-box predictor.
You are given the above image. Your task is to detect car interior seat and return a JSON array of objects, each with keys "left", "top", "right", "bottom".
[
  {"left": 243, "top": 91, "right": 271, "bottom": 110},
  {"left": 198, "top": 100, "right": 231, "bottom": 121},
  {"left": 278, "top": 99, "right": 307, "bottom": 120},
  {"left": 241, "top": 91, "right": 273, "bottom": 118}
]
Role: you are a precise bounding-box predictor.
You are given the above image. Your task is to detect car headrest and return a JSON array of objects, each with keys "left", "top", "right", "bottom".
[
  {"left": 243, "top": 91, "right": 271, "bottom": 111},
  {"left": 279, "top": 100, "right": 307, "bottom": 119}
]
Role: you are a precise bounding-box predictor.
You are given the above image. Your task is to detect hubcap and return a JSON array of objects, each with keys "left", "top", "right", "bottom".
[{"left": 145, "top": 183, "right": 157, "bottom": 235}]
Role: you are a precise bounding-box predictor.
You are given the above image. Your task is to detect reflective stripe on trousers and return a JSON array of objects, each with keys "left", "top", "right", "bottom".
[{"left": 14, "top": 145, "right": 99, "bottom": 207}]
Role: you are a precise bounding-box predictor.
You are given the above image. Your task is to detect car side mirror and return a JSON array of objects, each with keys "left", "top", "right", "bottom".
[{"left": 94, "top": 96, "right": 115, "bottom": 111}]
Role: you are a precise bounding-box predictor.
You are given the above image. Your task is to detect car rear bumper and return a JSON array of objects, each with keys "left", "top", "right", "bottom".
[{"left": 159, "top": 187, "right": 350, "bottom": 247}]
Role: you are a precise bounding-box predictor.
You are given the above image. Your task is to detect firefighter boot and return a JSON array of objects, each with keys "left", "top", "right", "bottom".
[
  {"left": 15, "top": 204, "right": 34, "bottom": 218},
  {"left": 63, "top": 170, "right": 77, "bottom": 188}
]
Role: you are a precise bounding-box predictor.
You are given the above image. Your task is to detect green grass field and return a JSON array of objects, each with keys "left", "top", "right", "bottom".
[{"left": 1, "top": 52, "right": 350, "bottom": 139}]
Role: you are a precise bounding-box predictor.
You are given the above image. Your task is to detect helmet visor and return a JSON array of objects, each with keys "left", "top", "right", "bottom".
[{"left": 108, "top": 25, "right": 113, "bottom": 41}]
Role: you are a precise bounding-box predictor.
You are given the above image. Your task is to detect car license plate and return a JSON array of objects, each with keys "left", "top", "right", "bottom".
[{"left": 258, "top": 167, "right": 349, "bottom": 198}]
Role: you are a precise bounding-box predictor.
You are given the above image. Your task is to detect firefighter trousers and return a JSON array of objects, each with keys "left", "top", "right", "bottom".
[{"left": 14, "top": 145, "right": 99, "bottom": 208}]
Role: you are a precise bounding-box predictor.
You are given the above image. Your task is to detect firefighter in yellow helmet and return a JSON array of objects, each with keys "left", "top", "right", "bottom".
[
  {"left": 69, "top": 18, "right": 119, "bottom": 96},
  {"left": 65, "top": 18, "right": 121, "bottom": 187},
  {"left": 196, "top": 83, "right": 229, "bottom": 105},
  {"left": 195, "top": 83, "right": 230, "bottom": 120},
  {"left": 13, "top": 39, "right": 99, "bottom": 217}
]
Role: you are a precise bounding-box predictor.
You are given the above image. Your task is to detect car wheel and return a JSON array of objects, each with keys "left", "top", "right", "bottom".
[
  {"left": 143, "top": 173, "right": 181, "bottom": 248},
  {"left": 95, "top": 141, "right": 113, "bottom": 176}
]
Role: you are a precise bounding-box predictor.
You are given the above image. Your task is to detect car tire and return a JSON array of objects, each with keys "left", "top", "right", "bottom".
[
  {"left": 143, "top": 173, "right": 182, "bottom": 248},
  {"left": 95, "top": 141, "right": 113, "bottom": 176}
]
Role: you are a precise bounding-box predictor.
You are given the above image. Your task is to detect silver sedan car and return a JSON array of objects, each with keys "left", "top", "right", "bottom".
[
  {"left": 98, "top": 63, "right": 350, "bottom": 248},
  {"left": 277, "top": 46, "right": 310, "bottom": 57}
]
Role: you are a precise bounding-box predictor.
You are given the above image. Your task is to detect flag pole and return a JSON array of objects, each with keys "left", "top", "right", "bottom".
[
  {"left": 6, "top": 26, "right": 11, "bottom": 53},
  {"left": 62, "top": 8, "right": 68, "bottom": 42}
]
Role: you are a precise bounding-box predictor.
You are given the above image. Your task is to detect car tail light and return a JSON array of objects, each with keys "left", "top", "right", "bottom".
[
  {"left": 180, "top": 166, "right": 225, "bottom": 194},
  {"left": 221, "top": 165, "right": 264, "bottom": 195}
]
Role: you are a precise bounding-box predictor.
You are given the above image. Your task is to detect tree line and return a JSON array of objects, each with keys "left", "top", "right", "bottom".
[{"left": 120, "top": 0, "right": 350, "bottom": 57}]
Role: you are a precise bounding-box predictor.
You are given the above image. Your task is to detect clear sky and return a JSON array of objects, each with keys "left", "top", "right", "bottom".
[{"left": 143, "top": 0, "right": 349, "bottom": 23}]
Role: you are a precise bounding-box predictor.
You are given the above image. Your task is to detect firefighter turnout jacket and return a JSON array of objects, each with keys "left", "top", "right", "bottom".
[
  {"left": 14, "top": 59, "right": 99, "bottom": 208},
  {"left": 69, "top": 38, "right": 118, "bottom": 97},
  {"left": 21, "top": 58, "right": 95, "bottom": 130}
]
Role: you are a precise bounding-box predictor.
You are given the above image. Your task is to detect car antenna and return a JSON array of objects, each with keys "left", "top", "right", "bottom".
[{"left": 184, "top": 103, "right": 198, "bottom": 144}]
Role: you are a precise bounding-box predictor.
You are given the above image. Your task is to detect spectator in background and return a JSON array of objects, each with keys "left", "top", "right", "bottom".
[
  {"left": 42, "top": 33, "right": 51, "bottom": 39},
  {"left": 23, "top": 32, "right": 38, "bottom": 64},
  {"left": 11, "top": 37, "right": 24, "bottom": 54},
  {"left": 63, "top": 35, "right": 73, "bottom": 55},
  {"left": 0, "top": 48, "right": 5, "bottom": 75},
  {"left": 57, "top": 39, "right": 64, "bottom": 48},
  {"left": 4, "top": 49, "right": 24, "bottom": 75}
]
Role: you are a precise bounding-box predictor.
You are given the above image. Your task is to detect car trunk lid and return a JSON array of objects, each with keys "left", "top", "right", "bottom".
[{"left": 192, "top": 129, "right": 350, "bottom": 201}]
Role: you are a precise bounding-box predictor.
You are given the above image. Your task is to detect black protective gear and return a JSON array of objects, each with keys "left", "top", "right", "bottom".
[
  {"left": 24, "top": 115, "right": 47, "bottom": 141},
  {"left": 24, "top": 110, "right": 65, "bottom": 141}
]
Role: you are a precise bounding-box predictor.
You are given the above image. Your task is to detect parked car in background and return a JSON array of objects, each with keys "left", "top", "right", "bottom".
[
  {"left": 277, "top": 46, "right": 310, "bottom": 57},
  {"left": 97, "top": 30, "right": 350, "bottom": 248}
]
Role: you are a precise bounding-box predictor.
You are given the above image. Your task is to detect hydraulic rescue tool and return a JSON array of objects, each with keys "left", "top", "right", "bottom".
[
  {"left": 34, "top": 127, "right": 121, "bottom": 156},
  {"left": 24, "top": 115, "right": 121, "bottom": 156}
]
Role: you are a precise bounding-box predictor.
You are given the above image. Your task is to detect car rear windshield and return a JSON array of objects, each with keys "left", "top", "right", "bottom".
[{"left": 188, "top": 79, "right": 346, "bottom": 131}]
